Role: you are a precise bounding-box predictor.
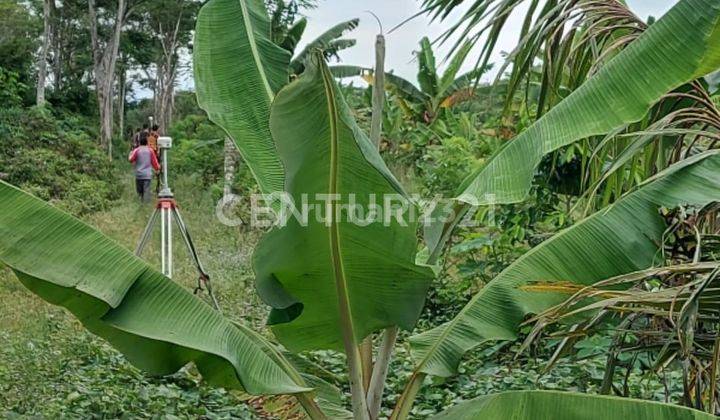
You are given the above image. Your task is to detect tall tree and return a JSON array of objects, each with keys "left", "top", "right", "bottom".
[
  {"left": 88, "top": 0, "right": 129, "bottom": 156},
  {"left": 35, "top": 0, "right": 53, "bottom": 106},
  {"left": 139, "top": 0, "right": 199, "bottom": 133}
]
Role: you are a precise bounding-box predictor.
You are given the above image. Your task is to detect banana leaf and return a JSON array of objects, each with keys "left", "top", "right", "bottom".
[
  {"left": 0, "top": 181, "right": 307, "bottom": 395},
  {"left": 417, "top": 37, "right": 439, "bottom": 98},
  {"left": 330, "top": 65, "right": 428, "bottom": 104},
  {"left": 254, "top": 53, "right": 434, "bottom": 352},
  {"left": 432, "top": 391, "right": 715, "bottom": 419},
  {"left": 194, "top": 0, "right": 290, "bottom": 195},
  {"left": 411, "top": 150, "right": 720, "bottom": 377},
  {"left": 455, "top": 0, "right": 720, "bottom": 207},
  {"left": 290, "top": 18, "right": 359, "bottom": 74},
  {"left": 280, "top": 17, "right": 308, "bottom": 53}
]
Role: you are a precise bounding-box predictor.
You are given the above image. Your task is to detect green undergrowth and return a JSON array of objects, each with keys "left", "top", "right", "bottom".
[
  {"left": 0, "top": 106, "right": 122, "bottom": 216},
  {"left": 0, "top": 172, "right": 683, "bottom": 419},
  {"left": 0, "top": 174, "right": 265, "bottom": 418}
]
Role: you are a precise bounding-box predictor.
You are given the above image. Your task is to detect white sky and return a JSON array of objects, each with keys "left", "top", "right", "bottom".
[
  {"left": 298, "top": 0, "right": 678, "bottom": 83},
  {"left": 167, "top": 0, "right": 677, "bottom": 97}
]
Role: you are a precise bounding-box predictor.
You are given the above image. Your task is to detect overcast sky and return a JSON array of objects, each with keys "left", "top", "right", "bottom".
[
  {"left": 166, "top": 0, "right": 677, "bottom": 97},
  {"left": 297, "top": 0, "right": 678, "bottom": 83}
]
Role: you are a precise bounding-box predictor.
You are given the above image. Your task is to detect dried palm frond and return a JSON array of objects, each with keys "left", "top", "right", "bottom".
[{"left": 522, "top": 204, "right": 720, "bottom": 414}]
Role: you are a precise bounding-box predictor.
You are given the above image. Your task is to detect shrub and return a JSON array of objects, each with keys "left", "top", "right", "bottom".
[{"left": 0, "top": 106, "right": 119, "bottom": 215}]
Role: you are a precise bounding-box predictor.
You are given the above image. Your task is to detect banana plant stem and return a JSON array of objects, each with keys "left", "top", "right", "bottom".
[
  {"left": 361, "top": 336, "right": 374, "bottom": 390},
  {"left": 389, "top": 371, "right": 426, "bottom": 420},
  {"left": 296, "top": 393, "right": 328, "bottom": 420},
  {"left": 367, "top": 326, "right": 399, "bottom": 419}
]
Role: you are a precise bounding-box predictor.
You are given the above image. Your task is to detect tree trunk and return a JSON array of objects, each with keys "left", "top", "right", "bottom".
[
  {"left": 156, "top": 58, "right": 175, "bottom": 133},
  {"left": 36, "top": 0, "right": 52, "bottom": 107},
  {"left": 154, "top": 11, "right": 184, "bottom": 134},
  {"left": 117, "top": 67, "right": 126, "bottom": 146},
  {"left": 49, "top": 0, "right": 61, "bottom": 92},
  {"left": 89, "top": 0, "right": 127, "bottom": 157}
]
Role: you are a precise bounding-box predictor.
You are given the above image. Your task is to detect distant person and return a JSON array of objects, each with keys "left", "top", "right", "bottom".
[
  {"left": 128, "top": 132, "right": 160, "bottom": 203},
  {"left": 148, "top": 124, "right": 160, "bottom": 155},
  {"left": 148, "top": 124, "right": 162, "bottom": 194}
]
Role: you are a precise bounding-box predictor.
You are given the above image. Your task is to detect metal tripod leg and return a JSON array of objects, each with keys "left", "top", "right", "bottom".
[
  {"left": 135, "top": 208, "right": 159, "bottom": 256},
  {"left": 172, "top": 207, "right": 221, "bottom": 312},
  {"left": 160, "top": 205, "right": 172, "bottom": 278}
]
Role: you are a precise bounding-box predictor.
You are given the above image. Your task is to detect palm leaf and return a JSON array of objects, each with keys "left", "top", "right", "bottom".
[
  {"left": 411, "top": 151, "right": 720, "bottom": 379},
  {"left": 431, "top": 391, "right": 715, "bottom": 419},
  {"left": 0, "top": 181, "right": 308, "bottom": 396},
  {"left": 444, "top": 65, "right": 493, "bottom": 97},
  {"left": 437, "top": 40, "right": 473, "bottom": 98},
  {"left": 455, "top": 0, "right": 720, "bottom": 207},
  {"left": 254, "top": 53, "right": 434, "bottom": 353},
  {"left": 290, "top": 18, "right": 359, "bottom": 74},
  {"left": 194, "top": 0, "right": 290, "bottom": 195}
]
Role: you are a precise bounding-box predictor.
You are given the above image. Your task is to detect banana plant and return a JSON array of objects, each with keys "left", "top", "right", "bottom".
[
  {"left": 2, "top": 54, "right": 716, "bottom": 420},
  {"left": 194, "top": 0, "right": 357, "bottom": 196},
  {"left": 287, "top": 18, "right": 359, "bottom": 75},
  {"left": 422, "top": 0, "right": 720, "bottom": 208},
  {"left": 4, "top": 0, "right": 720, "bottom": 420},
  {"left": 331, "top": 36, "right": 492, "bottom": 123}
]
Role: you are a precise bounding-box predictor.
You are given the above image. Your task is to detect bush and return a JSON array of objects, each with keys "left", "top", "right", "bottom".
[
  {"left": 58, "top": 177, "right": 117, "bottom": 215},
  {"left": 418, "top": 136, "right": 480, "bottom": 196},
  {"left": 0, "top": 106, "right": 120, "bottom": 215},
  {"left": 0, "top": 68, "right": 27, "bottom": 108}
]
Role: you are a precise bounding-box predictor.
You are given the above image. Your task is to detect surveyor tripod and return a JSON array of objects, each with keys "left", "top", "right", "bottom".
[{"left": 135, "top": 136, "right": 220, "bottom": 311}]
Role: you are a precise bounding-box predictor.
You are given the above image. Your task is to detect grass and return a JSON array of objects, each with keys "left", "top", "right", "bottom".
[
  {"left": 0, "top": 172, "right": 685, "bottom": 418},
  {"left": 0, "top": 173, "right": 265, "bottom": 418}
]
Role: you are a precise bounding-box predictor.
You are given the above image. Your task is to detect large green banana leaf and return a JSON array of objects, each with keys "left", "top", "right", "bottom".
[
  {"left": 455, "top": 0, "right": 720, "bottom": 207},
  {"left": 431, "top": 391, "right": 715, "bottom": 420},
  {"left": 194, "top": 0, "right": 290, "bottom": 194},
  {"left": 411, "top": 150, "right": 720, "bottom": 377},
  {"left": 0, "top": 181, "right": 307, "bottom": 395},
  {"left": 253, "top": 53, "right": 435, "bottom": 352}
]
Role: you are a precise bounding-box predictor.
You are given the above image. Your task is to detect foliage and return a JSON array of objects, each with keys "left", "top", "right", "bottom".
[
  {"left": 194, "top": 0, "right": 291, "bottom": 195},
  {"left": 0, "top": 107, "right": 120, "bottom": 215},
  {"left": 3, "top": 0, "right": 720, "bottom": 419},
  {"left": 331, "top": 37, "right": 492, "bottom": 124},
  {"left": 0, "top": 320, "right": 255, "bottom": 418},
  {"left": 0, "top": 1, "right": 38, "bottom": 89},
  {"left": 255, "top": 55, "right": 434, "bottom": 353},
  {"left": 0, "top": 68, "right": 28, "bottom": 108},
  {"left": 432, "top": 390, "right": 716, "bottom": 419},
  {"left": 418, "top": 136, "right": 480, "bottom": 196}
]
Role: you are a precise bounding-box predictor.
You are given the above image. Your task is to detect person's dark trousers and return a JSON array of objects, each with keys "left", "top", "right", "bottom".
[{"left": 135, "top": 178, "right": 152, "bottom": 203}]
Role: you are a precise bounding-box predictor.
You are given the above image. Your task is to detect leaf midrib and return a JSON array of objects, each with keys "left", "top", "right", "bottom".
[
  {"left": 318, "top": 58, "right": 357, "bottom": 345},
  {"left": 238, "top": 0, "right": 274, "bottom": 100}
]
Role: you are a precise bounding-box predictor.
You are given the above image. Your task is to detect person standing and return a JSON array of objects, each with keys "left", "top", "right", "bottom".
[
  {"left": 128, "top": 132, "right": 160, "bottom": 203},
  {"left": 148, "top": 124, "right": 160, "bottom": 155},
  {"left": 147, "top": 124, "right": 162, "bottom": 193}
]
